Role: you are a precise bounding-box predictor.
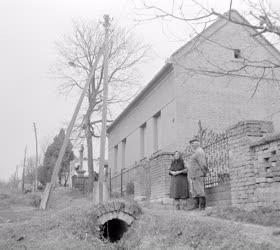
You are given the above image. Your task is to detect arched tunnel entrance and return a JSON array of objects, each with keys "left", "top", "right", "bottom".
[
  {"left": 95, "top": 200, "right": 142, "bottom": 243},
  {"left": 100, "top": 218, "right": 128, "bottom": 242}
]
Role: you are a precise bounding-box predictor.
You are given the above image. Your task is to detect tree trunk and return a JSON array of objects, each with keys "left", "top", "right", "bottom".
[{"left": 86, "top": 118, "right": 94, "bottom": 192}]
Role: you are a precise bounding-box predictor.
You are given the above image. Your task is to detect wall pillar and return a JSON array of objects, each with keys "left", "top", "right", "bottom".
[
  {"left": 149, "top": 152, "right": 173, "bottom": 202},
  {"left": 227, "top": 120, "right": 274, "bottom": 210},
  {"left": 134, "top": 159, "right": 149, "bottom": 201}
]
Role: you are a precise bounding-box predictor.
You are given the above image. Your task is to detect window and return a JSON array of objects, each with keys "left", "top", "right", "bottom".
[
  {"left": 140, "top": 123, "right": 146, "bottom": 159},
  {"left": 114, "top": 145, "right": 118, "bottom": 171},
  {"left": 121, "top": 138, "right": 126, "bottom": 169},
  {"left": 153, "top": 111, "right": 161, "bottom": 152},
  {"left": 233, "top": 49, "right": 241, "bottom": 59}
]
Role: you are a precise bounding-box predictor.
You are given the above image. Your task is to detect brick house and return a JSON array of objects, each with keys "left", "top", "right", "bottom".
[{"left": 107, "top": 10, "right": 280, "bottom": 203}]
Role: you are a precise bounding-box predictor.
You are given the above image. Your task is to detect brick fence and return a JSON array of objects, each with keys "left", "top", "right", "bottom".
[
  {"left": 111, "top": 120, "right": 280, "bottom": 210},
  {"left": 111, "top": 152, "right": 173, "bottom": 203}
]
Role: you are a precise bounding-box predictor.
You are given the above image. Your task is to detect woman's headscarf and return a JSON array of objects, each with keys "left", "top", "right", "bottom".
[{"left": 173, "top": 151, "right": 183, "bottom": 162}]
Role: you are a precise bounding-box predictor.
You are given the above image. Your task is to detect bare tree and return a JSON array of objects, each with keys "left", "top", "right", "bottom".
[
  {"left": 139, "top": 0, "right": 280, "bottom": 36},
  {"left": 137, "top": 0, "right": 280, "bottom": 97},
  {"left": 52, "top": 19, "right": 150, "bottom": 191}
]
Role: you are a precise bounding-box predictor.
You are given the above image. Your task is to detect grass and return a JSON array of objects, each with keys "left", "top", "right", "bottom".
[
  {"left": 117, "top": 207, "right": 279, "bottom": 250},
  {"left": 0, "top": 188, "right": 120, "bottom": 249},
  {"left": 0, "top": 190, "right": 41, "bottom": 208},
  {"left": 206, "top": 206, "right": 280, "bottom": 228},
  {"left": 0, "top": 188, "right": 279, "bottom": 249}
]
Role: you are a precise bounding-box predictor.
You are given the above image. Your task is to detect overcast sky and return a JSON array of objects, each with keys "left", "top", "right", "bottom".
[{"left": 1, "top": 0, "right": 279, "bottom": 181}]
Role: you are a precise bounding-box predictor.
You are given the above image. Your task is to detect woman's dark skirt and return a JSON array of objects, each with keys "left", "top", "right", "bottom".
[{"left": 170, "top": 174, "right": 189, "bottom": 199}]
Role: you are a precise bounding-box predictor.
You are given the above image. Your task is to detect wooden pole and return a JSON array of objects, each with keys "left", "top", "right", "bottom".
[
  {"left": 79, "top": 144, "right": 84, "bottom": 170},
  {"left": 15, "top": 165, "right": 19, "bottom": 191},
  {"left": 98, "top": 15, "right": 110, "bottom": 204},
  {"left": 21, "top": 147, "right": 27, "bottom": 192},
  {"left": 39, "top": 49, "right": 103, "bottom": 210},
  {"left": 109, "top": 168, "right": 112, "bottom": 198},
  {"left": 33, "top": 122, "right": 39, "bottom": 190},
  {"left": 120, "top": 168, "right": 123, "bottom": 197}
]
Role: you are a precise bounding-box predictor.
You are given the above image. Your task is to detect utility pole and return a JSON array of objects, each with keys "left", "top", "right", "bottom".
[
  {"left": 79, "top": 144, "right": 84, "bottom": 170},
  {"left": 98, "top": 14, "right": 110, "bottom": 204},
  {"left": 21, "top": 147, "right": 27, "bottom": 192},
  {"left": 33, "top": 122, "right": 39, "bottom": 190},
  {"left": 15, "top": 165, "right": 19, "bottom": 191},
  {"left": 39, "top": 49, "right": 103, "bottom": 210}
]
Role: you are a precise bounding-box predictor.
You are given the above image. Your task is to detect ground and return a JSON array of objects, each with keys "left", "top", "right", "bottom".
[{"left": 0, "top": 188, "right": 280, "bottom": 250}]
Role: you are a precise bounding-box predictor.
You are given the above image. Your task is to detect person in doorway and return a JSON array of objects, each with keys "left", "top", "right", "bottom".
[
  {"left": 169, "top": 151, "right": 189, "bottom": 210},
  {"left": 188, "top": 137, "right": 208, "bottom": 210}
]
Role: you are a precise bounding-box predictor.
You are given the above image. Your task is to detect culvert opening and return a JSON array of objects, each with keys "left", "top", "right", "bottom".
[{"left": 100, "top": 218, "right": 128, "bottom": 242}]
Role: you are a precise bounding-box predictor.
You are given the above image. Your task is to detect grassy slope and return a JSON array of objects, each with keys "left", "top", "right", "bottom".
[
  {"left": 205, "top": 206, "right": 280, "bottom": 228},
  {"left": 0, "top": 189, "right": 280, "bottom": 250},
  {"left": 120, "top": 207, "right": 280, "bottom": 250}
]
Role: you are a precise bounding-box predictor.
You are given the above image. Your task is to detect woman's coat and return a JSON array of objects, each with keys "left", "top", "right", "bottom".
[{"left": 169, "top": 158, "right": 189, "bottom": 199}]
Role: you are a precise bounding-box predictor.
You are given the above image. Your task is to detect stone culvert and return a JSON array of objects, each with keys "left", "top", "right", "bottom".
[{"left": 94, "top": 200, "right": 142, "bottom": 242}]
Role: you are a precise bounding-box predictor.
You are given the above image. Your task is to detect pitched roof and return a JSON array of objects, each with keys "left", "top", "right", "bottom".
[
  {"left": 107, "top": 10, "right": 280, "bottom": 133},
  {"left": 171, "top": 9, "right": 280, "bottom": 60}
]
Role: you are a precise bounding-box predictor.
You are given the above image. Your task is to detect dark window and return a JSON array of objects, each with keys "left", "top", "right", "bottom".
[
  {"left": 233, "top": 49, "right": 241, "bottom": 59},
  {"left": 140, "top": 123, "right": 146, "bottom": 158},
  {"left": 121, "top": 138, "right": 126, "bottom": 169},
  {"left": 153, "top": 111, "right": 161, "bottom": 151},
  {"left": 114, "top": 145, "right": 118, "bottom": 170}
]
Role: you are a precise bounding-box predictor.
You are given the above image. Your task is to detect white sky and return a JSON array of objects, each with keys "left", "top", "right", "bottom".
[{"left": 1, "top": 0, "right": 280, "bottom": 181}]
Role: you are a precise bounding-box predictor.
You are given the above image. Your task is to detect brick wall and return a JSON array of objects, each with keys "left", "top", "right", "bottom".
[
  {"left": 149, "top": 152, "right": 173, "bottom": 201},
  {"left": 110, "top": 152, "right": 173, "bottom": 202},
  {"left": 227, "top": 120, "right": 275, "bottom": 210},
  {"left": 250, "top": 134, "right": 280, "bottom": 209}
]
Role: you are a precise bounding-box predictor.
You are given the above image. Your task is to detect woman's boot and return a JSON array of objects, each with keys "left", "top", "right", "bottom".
[
  {"left": 199, "top": 197, "right": 206, "bottom": 210},
  {"left": 181, "top": 199, "right": 188, "bottom": 210},
  {"left": 188, "top": 197, "right": 199, "bottom": 210},
  {"left": 175, "top": 199, "right": 180, "bottom": 210}
]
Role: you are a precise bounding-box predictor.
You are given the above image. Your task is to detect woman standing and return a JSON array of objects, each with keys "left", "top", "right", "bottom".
[{"left": 169, "top": 151, "right": 189, "bottom": 210}]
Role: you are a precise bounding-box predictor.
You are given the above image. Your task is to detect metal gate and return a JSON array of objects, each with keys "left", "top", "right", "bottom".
[{"left": 183, "top": 121, "right": 231, "bottom": 206}]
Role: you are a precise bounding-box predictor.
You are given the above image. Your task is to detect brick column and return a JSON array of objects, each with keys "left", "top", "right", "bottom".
[
  {"left": 150, "top": 152, "right": 173, "bottom": 202},
  {"left": 250, "top": 136, "right": 280, "bottom": 209},
  {"left": 227, "top": 120, "right": 274, "bottom": 210}
]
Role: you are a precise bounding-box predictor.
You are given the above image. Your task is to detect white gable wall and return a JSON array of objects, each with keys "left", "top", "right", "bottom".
[{"left": 173, "top": 16, "right": 280, "bottom": 151}]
